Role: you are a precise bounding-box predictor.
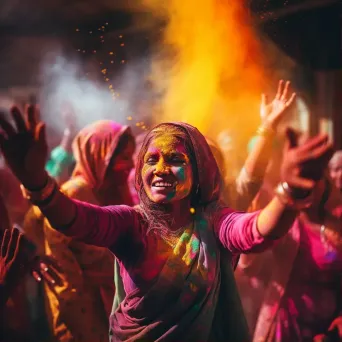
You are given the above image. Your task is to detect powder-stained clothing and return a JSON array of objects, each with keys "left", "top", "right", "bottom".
[
  {"left": 51, "top": 122, "right": 275, "bottom": 341},
  {"left": 252, "top": 209, "right": 342, "bottom": 342},
  {"left": 24, "top": 121, "right": 133, "bottom": 342}
]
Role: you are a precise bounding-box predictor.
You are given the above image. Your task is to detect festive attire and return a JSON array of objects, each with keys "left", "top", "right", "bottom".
[
  {"left": 24, "top": 121, "right": 133, "bottom": 342},
  {"left": 252, "top": 212, "right": 342, "bottom": 342},
  {"left": 52, "top": 122, "right": 274, "bottom": 341}
]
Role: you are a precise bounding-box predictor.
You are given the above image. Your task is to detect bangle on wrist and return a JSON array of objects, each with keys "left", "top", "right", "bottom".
[
  {"left": 274, "top": 182, "right": 313, "bottom": 209},
  {"left": 256, "top": 122, "right": 275, "bottom": 138},
  {"left": 20, "top": 176, "right": 58, "bottom": 205}
]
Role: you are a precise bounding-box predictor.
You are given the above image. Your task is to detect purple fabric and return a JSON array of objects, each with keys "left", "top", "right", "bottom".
[{"left": 56, "top": 122, "right": 270, "bottom": 341}]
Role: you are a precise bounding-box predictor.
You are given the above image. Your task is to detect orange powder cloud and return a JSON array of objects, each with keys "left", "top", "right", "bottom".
[{"left": 142, "top": 0, "right": 267, "bottom": 141}]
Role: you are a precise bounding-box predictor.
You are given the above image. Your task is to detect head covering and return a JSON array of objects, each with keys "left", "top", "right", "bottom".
[
  {"left": 112, "top": 122, "right": 249, "bottom": 342},
  {"left": 205, "top": 136, "right": 226, "bottom": 177},
  {"left": 135, "top": 122, "right": 221, "bottom": 206},
  {"left": 72, "top": 120, "right": 130, "bottom": 190}
]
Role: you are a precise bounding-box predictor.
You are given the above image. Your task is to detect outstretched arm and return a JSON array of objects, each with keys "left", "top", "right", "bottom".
[
  {"left": 216, "top": 130, "right": 333, "bottom": 254},
  {"left": 235, "top": 80, "right": 296, "bottom": 210},
  {"left": 0, "top": 106, "right": 138, "bottom": 250}
]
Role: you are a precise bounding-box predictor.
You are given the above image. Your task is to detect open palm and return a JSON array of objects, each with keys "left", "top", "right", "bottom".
[
  {"left": 0, "top": 106, "right": 48, "bottom": 189},
  {"left": 260, "top": 80, "right": 296, "bottom": 129}
]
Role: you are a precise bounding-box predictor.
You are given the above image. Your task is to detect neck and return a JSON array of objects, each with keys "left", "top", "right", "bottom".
[{"left": 166, "top": 199, "right": 193, "bottom": 231}]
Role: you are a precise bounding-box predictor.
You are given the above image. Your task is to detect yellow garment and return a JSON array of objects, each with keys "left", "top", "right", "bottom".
[{"left": 24, "top": 177, "right": 115, "bottom": 342}]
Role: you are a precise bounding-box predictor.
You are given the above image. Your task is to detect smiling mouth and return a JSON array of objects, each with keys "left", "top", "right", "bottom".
[{"left": 152, "top": 181, "right": 177, "bottom": 189}]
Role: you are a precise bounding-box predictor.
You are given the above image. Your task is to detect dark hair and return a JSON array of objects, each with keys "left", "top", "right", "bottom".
[{"left": 135, "top": 124, "right": 199, "bottom": 230}]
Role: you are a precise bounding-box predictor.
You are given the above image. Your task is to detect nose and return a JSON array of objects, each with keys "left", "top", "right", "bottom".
[{"left": 153, "top": 159, "right": 170, "bottom": 175}]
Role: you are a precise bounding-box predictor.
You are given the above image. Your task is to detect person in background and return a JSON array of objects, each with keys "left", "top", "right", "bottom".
[
  {"left": 248, "top": 175, "right": 342, "bottom": 342},
  {"left": 0, "top": 100, "right": 333, "bottom": 341},
  {"left": 128, "top": 132, "right": 148, "bottom": 205},
  {"left": 45, "top": 105, "right": 77, "bottom": 185},
  {"left": 23, "top": 118, "right": 135, "bottom": 342},
  {"left": 329, "top": 151, "right": 342, "bottom": 193},
  {"left": 0, "top": 160, "right": 30, "bottom": 226},
  {"left": 212, "top": 80, "right": 296, "bottom": 211},
  {"left": 0, "top": 227, "right": 32, "bottom": 341}
]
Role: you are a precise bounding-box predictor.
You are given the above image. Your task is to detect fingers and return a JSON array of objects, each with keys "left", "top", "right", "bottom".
[
  {"left": 297, "top": 142, "right": 333, "bottom": 164},
  {"left": 32, "top": 270, "right": 42, "bottom": 282},
  {"left": 6, "top": 227, "right": 21, "bottom": 261},
  {"left": 0, "top": 112, "right": 16, "bottom": 137},
  {"left": 280, "top": 81, "right": 290, "bottom": 101},
  {"left": 275, "top": 80, "right": 284, "bottom": 100},
  {"left": 26, "top": 104, "right": 38, "bottom": 133},
  {"left": 35, "top": 122, "right": 46, "bottom": 145},
  {"left": 288, "top": 176, "right": 315, "bottom": 190},
  {"left": 298, "top": 134, "right": 329, "bottom": 154},
  {"left": 0, "top": 229, "right": 10, "bottom": 257},
  {"left": 286, "top": 92, "right": 296, "bottom": 107},
  {"left": 39, "top": 262, "right": 56, "bottom": 285},
  {"left": 11, "top": 107, "right": 26, "bottom": 133},
  {"left": 10, "top": 228, "right": 24, "bottom": 262}
]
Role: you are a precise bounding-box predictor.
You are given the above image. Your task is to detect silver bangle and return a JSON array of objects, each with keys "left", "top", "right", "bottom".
[{"left": 274, "top": 182, "right": 313, "bottom": 209}]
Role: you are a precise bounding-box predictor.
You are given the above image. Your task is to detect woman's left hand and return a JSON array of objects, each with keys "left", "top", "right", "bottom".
[
  {"left": 280, "top": 128, "right": 334, "bottom": 191},
  {"left": 260, "top": 80, "right": 296, "bottom": 130}
]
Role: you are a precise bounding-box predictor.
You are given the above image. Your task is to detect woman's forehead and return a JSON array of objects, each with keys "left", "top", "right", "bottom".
[{"left": 146, "top": 134, "right": 186, "bottom": 153}]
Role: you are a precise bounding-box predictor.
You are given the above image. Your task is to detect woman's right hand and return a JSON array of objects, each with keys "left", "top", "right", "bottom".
[{"left": 0, "top": 105, "right": 48, "bottom": 189}]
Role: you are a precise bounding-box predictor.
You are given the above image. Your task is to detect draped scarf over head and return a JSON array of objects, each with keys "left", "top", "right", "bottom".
[
  {"left": 135, "top": 122, "right": 222, "bottom": 205},
  {"left": 72, "top": 120, "right": 130, "bottom": 190},
  {"left": 112, "top": 123, "right": 248, "bottom": 341}
]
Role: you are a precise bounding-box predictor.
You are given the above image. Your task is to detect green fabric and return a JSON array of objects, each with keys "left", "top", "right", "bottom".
[
  {"left": 112, "top": 259, "right": 126, "bottom": 312},
  {"left": 45, "top": 146, "right": 74, "bottom": 178}
]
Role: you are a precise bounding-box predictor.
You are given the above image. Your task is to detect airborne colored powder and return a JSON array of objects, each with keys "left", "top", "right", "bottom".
[{"left": 141, "top": 0, "right": 268, "bottom": 146}]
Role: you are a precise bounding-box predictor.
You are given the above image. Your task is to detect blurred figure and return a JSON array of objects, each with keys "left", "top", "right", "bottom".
[
  {"left": 239, "top": 174, "right": 342, "bottom": 342},
  {"left": 45, "top": 104, "right": 77, "bottom": 185},
  {"left": 24, "top": 120, "right": 135, "bottom": 342},
  {"left": 212, "top": 80, "right": 296, "bottom": 210},
  {"left": 0, "top": 161, "right": 30, "bottom": 226},
  {"left": 128, "top": 132, "right": 147, "bottom": 205},
  {"left": 329, "top": 151, "right": 342, "bottom": 193}
]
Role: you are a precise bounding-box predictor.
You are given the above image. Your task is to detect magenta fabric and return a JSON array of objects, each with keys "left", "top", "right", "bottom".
[
  {"left": 273, "top": 220, "right": 342, "bottom": 341},
  {"left": 59, "top": 201, "right": 268, "bottom": 341},
  {"left": 54, "top": 122, "right": 270, "bottom": 341}
]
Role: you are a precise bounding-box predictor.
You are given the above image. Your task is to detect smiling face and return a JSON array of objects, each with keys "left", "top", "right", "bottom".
[{"left": 142, "top": 134, "right": 194, "bottom": 204}]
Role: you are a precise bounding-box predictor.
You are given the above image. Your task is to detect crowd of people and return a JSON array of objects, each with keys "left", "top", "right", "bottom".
[{"left": 0, "top": 80, "right": 341, "bottom": 342}]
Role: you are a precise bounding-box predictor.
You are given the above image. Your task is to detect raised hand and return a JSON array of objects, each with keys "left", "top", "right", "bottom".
[
  {"left": 260, "top": 80, "right": 296, "bottom": 129},
  {"left": 0, "top": 105, "right": 48, "bottom": 189},
  {"left": 280, "top": 128, "right": 334, "bottom": 191},
  {"left": 0, "top": 228, "right": 31, "bottom": 304}
]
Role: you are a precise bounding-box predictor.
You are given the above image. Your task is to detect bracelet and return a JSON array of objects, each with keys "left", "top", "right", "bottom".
[
  {"left": 20, "top": 176, "right": 58, "bottom": 205},
  {"left": 274, "top": 182, "right": 313, "bottom": 209},
  {"left": 256, "top": 123, "right": 275, "bottom": 138}
]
